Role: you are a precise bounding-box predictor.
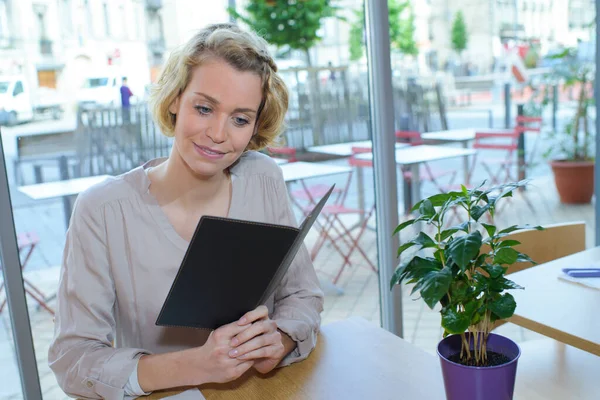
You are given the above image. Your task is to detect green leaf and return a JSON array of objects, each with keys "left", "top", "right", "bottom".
[
  {"left": 450, "top": 221, "right": 470, "bottom": 233},
  {"left": 471, "top": 204, "right": 491, "bottom": 221},
  {"left": 412, "top": 191, "right": 463, "bottom": 211},
  {"left": 501, "top": 279, "right": 524, "bottom": 290},
  {"left": 390, "top": 256, "right": 442, "bottom": 290},
  {"left": 441, "top": 307, "right": 471, "bottom": 334},
  {"left": 447, "top": 231, "right": 483, "bottom": 271},
  {"left": 420, "top": 267, "right": 453, "bottom": 309},
  {"left": 449, "top": 280, "right": 469, "bottom": 303},
  {"left": 494, "top": 247, "right": 519, "bottom": 265},
  {"left": 414, "top": 232, "right": 437, "bottom": 249},
  {"left": 498, "top": 240, "right": 521, "bottom": 248},
  {"left": 488, "top": 293, "right": 517, "bottom": 319},
  {"left": 393, "top": 219, "right": 416, "bottom": 236},
  {"left": 498, "top": 225, "right": 544, "bottom": 235},
  {"left": 481, "top": 223, "right": 497, "bottom": 238},
  {"left": 396, "top": 241, "right": 417, "bottom": 258},
  {"left": 419, "top": 199, "right": 435, "bottom": 218},
  {"left": 516, "top": 253, "right": 536, "bottom": 264},
  {"left": 437, "top": 228, "right": 459, "bottom": 242},
  {"left": 484, "top": 265, "right": 507, "bottom": 279}
]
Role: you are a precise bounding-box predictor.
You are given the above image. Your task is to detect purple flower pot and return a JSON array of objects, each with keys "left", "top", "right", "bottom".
[{"left": 437, "top": 333, "right": 521, "bottom": 400}]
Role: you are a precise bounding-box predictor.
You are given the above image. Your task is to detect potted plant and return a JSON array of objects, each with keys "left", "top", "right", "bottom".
[
  {"left": 390, "top": 181, "right": 542, "bottom": 400},
  {"left": 541, "top": 47, "right": 595, "bottom": 203}
]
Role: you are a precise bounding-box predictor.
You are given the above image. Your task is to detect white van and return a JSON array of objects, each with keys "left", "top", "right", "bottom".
[
  {"left": 0, "top": 75, "right": 64, "bottom": 126},
  {"left": 76, "top": 69, "right": 139, "bottom": 109}
]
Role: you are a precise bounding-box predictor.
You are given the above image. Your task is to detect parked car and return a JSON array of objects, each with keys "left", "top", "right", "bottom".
[{"left": 0, "top": 75, "right": 64, "bottom": 126}]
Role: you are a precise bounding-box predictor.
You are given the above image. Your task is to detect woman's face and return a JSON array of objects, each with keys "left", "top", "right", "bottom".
[{"left": 169, "top": 58, "right": 263, "bottom": 178}]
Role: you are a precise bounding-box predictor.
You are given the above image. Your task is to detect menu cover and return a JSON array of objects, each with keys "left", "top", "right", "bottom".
[{"left": 155, "top": 184, "right": 335, "bottom": 330}]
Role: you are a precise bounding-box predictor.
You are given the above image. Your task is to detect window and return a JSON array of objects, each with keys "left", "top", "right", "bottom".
[
  {"left": 103, "top": 2, "right": 110, "bottom": 37},
  {"left": 0, "top": 0, "right": 9, "bottom": 39},
  {"left": 13, "top": 81, "right": 23, "bottom": 96}
]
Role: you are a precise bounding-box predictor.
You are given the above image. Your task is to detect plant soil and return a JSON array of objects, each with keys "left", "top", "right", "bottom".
[{"left": 447, "top": 351, "right": 511, "bottom": 367}]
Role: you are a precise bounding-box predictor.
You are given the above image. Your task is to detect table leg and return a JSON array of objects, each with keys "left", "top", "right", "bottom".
[
  {"left": 63, "top": 195, "right": 73, "bottom": 231},
  {"left": 462, "top": 142, "right": 470, "bottom": 185},
  {"left": 356, "top": 165, "right": 365, "bottom": 223},
  {"left": 410, "top": 164, "right": 420, "bottom": 211}
]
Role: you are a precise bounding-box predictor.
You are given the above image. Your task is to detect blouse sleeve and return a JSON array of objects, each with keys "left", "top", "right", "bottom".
[
  {"left": 48, "top": 193, "right": 151, "bottom": 399},
  {"left": 268, "top": 173, "right": 325, "bottom": 367}
]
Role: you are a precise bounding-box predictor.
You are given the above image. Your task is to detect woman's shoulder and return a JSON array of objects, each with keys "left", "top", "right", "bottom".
[
  {"left": 75, "top": 167, "right": 145, "bottom": 214},
  {"left": 232, "top": 151, "right": 283, "bottom": 181}
]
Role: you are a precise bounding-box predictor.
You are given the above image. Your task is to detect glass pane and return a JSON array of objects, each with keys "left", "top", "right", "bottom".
[
  {"left": 0, "top": 0, "right": 387, "bottom": 395},
  {"left": 0, "top": 270, "right": 24, "bottom": 400},
  {"left": 390, "top": 1, "right": 597, "bottom": 354}
]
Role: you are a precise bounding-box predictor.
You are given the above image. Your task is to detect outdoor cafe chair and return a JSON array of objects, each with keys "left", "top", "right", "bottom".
[
  {"left": 0, "top": 231, "right": 55, "bottom": 316},
  {"left": 394, "top": 130, "right": 459, "bottom": 194},
  {"left": 267, "top": 146, "right": 344, "bottom": 209},
  {"left": 306, "top": 155, "right": 377, "bottom": 284}
]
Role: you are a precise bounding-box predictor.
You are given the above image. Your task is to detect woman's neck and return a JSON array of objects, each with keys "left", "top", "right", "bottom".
[{"left": 150, "top": 149, "right": 230, "bottom": 210}]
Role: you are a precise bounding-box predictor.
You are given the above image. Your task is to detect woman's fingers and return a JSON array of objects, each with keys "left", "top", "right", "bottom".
[
  {"left": 231, "top": 319, "right": 277, "bottom": 347},
  {"left": 236, "top": 341, "right": 284, "bottom": 361},
  {"left": 237, "top": 305, "right": 269, "bottom": 326},
  {"left": 229, "top": 330, "right": 281, "bottom": 359}
]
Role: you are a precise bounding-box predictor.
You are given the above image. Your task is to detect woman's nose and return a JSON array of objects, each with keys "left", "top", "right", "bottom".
[{"left": 206, "top": 116, "right": 227, "bottom": 143}]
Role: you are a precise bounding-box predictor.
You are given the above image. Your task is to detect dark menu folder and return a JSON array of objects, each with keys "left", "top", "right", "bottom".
[{"left": 155, "top": 184, "right": 335, "bottom": 330}]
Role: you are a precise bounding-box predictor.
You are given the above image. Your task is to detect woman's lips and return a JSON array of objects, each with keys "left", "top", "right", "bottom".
[{"left": 194, "top": 143, "right": 227, "bottom": 160}]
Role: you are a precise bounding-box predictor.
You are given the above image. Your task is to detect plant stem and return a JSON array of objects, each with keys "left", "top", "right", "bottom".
[{"left": 460, "top": 332, "right": 471, "bottom": 361}]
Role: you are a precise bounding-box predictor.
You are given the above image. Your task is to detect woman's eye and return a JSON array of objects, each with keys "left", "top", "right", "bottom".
[
  {"left": 234, "top": 117, "right": 250, "bottom": 126},
  {"left": 195, "top": 105, "right": 211, "bottom": 115}
]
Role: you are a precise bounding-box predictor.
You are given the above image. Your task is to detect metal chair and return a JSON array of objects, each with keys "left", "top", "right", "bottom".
[{"left": 0, "top": 231, "right": 55, "bottom": 316}]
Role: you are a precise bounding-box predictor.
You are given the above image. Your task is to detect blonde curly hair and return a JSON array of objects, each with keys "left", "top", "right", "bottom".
[{"left": 149, "top": 23, "right": 288, "bottom": 151}]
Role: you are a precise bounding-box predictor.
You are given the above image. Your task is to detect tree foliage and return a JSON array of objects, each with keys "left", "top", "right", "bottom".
[
  {"left": 229, "top": 0, "right": 340, "bottom": 64},
  {"left": 349, "top": 0, "right": 417, "bottom": 61},
  {"left": 451, "top": 11, "right": 468, "bottom": 55}
]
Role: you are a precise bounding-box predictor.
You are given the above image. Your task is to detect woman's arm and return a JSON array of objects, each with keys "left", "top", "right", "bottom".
[
  {"left": 49, "top": 191, "right": 257, "bottom": 397},
  {"left": 48, "top": 194, "right": 154, "bottom": 398},
  {"left": 269, "top": 173, "right": 325, "bottom": 366}
]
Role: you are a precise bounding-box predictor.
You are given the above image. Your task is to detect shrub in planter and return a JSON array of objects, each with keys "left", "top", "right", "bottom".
[{"left": 391, "top": 181, "right": 542, "bottom": 400}]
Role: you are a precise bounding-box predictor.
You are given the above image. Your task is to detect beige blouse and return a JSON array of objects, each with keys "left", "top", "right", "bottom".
[{"left": 48, "top": 151, "right": 324, "bottom": 399}]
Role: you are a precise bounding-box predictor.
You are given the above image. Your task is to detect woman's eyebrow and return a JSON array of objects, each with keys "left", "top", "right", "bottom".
[{"left": 194, "top": 92, "right": 257, "bottom": 115}]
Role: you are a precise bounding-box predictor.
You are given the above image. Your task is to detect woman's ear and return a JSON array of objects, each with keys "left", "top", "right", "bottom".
[{"left": 168, "top": 96, "right": 180, "bottom": 115}]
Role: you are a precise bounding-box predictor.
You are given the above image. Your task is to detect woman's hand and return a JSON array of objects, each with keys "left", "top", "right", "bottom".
[
  {"left": 189, "top": 321, "right": 255, "bottom": 385},
  {"left": 228, "top": 305, "right": 297, "bottom": 374}
]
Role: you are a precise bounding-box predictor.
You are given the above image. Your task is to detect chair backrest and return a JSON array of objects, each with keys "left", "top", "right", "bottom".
[
  {"left": 515, "top": 116, "right": 542, "bottom": 134},
  {"left": 395, "top": 130, "right": 424, "bottom": 146},
  {"left": 481, "top": 221, "right": 586, "bottom": 275},
  {"left": 472, "top": 130, "right": 520, "bottom": 151},
  {"left": 349, "top": 147, "right": 373, "bottom": 168},
  {"left": 267, "top": 146, "right": 298, "bottom": 162}
]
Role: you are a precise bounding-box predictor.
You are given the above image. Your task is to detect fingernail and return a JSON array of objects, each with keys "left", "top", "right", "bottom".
[
  {"left": 229, "top": 349, "right": 238, "bottom": 357},
  {"left": 239, "top": 317, "right": 247, "bottom": 324},
  {"left": 231, "top": 338, "right": 239, "bottom": 346}
]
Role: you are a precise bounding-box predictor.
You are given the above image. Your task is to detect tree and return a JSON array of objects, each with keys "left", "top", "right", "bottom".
[
  {"left": 228, "top": 0, "right": 340, "bottom": 66},
  {"left": 451, "top": 11, "right": 468, "bottom": 56},
  {"left": 349, "top": 0, "right": 417, "bottom": 62}
]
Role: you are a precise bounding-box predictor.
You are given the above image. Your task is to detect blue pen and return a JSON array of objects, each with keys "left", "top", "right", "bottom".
[{"left": 562, "top": 268, "right": 600, "bottom": 278}]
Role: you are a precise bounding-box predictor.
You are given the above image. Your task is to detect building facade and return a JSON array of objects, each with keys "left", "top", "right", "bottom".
[{"left": 0, "top": 0, "right": 159, "bottom": 111}]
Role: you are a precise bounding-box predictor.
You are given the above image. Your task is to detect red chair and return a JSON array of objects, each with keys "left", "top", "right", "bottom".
[
  {"left": 267, "top": 146, "right": 298, "bottom": 162},
  {"left": 394, "top": 130, "right": 458, "bottom": 193},
  {"left": 308, "top": 156, "right": 377, "bottom": 284},
  {"left": 269, "top": 146, "right": 344, "bottom": 211},
  {"left": 0, "top": 231, "right": 55, "bottom": 316},
  {"left": 470, "top": 116, "right": 543, "bottom": 186}
]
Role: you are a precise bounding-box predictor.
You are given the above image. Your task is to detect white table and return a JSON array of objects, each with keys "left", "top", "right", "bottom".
[
  {"left": 356, "top": 145, "right": 476, "bottom": 209},
  {"left": 280, "top": 161, "right": 352, "bottom": 182},
  {"left": 307, "top": 141, "right": 408, "bottom": 157},
  {"left": 272, "top": 157, "right": 289, "bottom": 165},
  {"left": 18, "top": 175, "right": 110, "bottom": 229}
]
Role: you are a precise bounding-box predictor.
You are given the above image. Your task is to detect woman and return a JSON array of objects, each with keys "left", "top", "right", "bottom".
[{"left": 49, "top": 23, "right": 324, "bottom": 398}]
